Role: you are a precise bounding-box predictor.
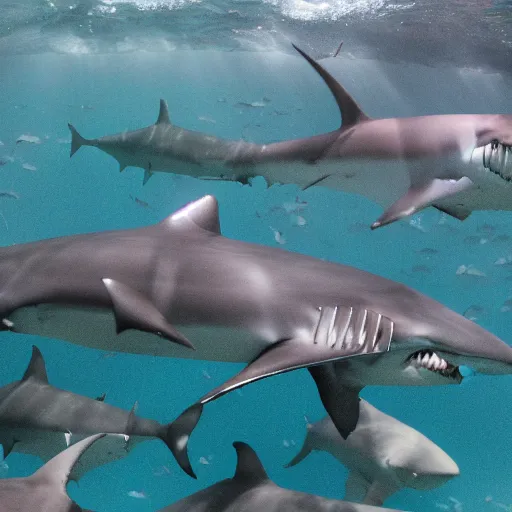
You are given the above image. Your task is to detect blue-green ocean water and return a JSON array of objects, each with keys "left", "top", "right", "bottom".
[{"left": 0, "top": 49, "right": 511, "bottom": 512}]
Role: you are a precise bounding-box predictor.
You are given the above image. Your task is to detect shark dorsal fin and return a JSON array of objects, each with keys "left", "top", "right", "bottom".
[
  {"left": 30, "top": 434, "right": 105, "bottom": 487},
  {"left": 22, "top": 346, "right": 49, "bottom": 383},
  {"left": 156, "top": 99, "right": 171, "bottom": 125},
  {"left": 292, "top": 44, "right": 370, "bottom": 127},
  {"left": 232, "top": 442, "right": 268, "bottom": 483},
  {"left": 161, "top": 195, "right": 221, "bottom": 235}
]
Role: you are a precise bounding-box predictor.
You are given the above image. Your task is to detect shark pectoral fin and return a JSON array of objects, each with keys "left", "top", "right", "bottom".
[
  {"left": 371, "top": 177, "right": 474, "bottom": 229},
  {"left": 363, "top": 479, "right": 395, "bottom": 506},
  {"left": 344, "top": 470, "right": 371, "bottom": 503},
  {"left": 22, "top": 346, "right": 49, "bottom": 383},
  {"left": 284, "top": 434, "right": 313, "bottom": 468},
  {"left": 166, "top": 307, "right": 392, "bottom": 478},
  {"left": 143, "top": 166, "right": 153, "bottom": 186},
  {"left": 102, "top": 278, "right": 195, "bottom": 350},
  {"left": 309, "top": 365, "right": 363, "bottom": 439},
  {"left": 30, "top": 434, "right": 105, "bottom": 488},
  {"left": 2, "top": 437, "right": 19, "bottom": 459},
  {"left": 95, "top": 392, "right": 107, "bottom": 402},
  {"left": 292, "top": 44, "right": 370, "bottom": 127},
  {"left": 124, "top": 402, "right": 138, "bottom": 451},
  {"left": 433, "top": 203, "right": 472, "bottom": 221}
]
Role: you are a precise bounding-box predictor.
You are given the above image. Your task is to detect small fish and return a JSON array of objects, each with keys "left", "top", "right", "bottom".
[
  {"left": 463, "top": 305, "right": 487, "bottom": 321},
  {"left": 16, "top": 135, "right": 41, "bottom": 144},
  {"left": 128, "top": 490, "right": 147, "bottom": 499},
  {"left": 198, "top": 116, "right": 216, "bottom": 124},
  {"left": 477, "top": 223, "right": 496, "bottom": 234},
  {"left": 129, "top": 195, "right": 150, "bottom": 208},
  {"left": 270, "top": 227, "right": 286, "bottom": 245},
  {"left": 417, "top": 247, "right": 439, "bottom": 255},
  {"left": 456, "top": 265, "right": 486, "bottom": 277},
  {"left": 0, "top": 191, "right": 20, "bottom": 200},
  {"left": 494, "top": 256, "right": 512, "bottom": 266},
  {"left": 56, "top": 138, "right": 71, "bottom": 144},
  {"left": 22, "top": 163, "right": 37, "bottom": 171},
  {"left": 199, "top": 456, "right": 209, "bottom": 465},
  {"left": 235, "top": 99, "right": 270, "bottom": 109},
  {"left": 411, "top": 264, "right": 432, "bottom": 274}
]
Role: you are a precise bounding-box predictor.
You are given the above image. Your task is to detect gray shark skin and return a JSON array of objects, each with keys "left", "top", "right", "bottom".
[
  {"left": 1, "top": 195, "right": 512, "bottom": 478},
  {"left": 0, "top": 345, "right": 178, "bottom": 481},
  {"left": 285, "top": 399, "right": 459, "bottom": 506},
  {"left": 68, "top": 46, "right": 512, "bottom": 228},
  {"left": 0, "top": 434, "right": 103, "bottom": 512},
  {"left": 160, "top": 441, "right": 409, "bottom": 512}
]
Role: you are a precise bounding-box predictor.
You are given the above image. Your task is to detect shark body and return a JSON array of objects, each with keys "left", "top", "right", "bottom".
[
  {"left": 286, "top": 399, "right": 459, "bottom": 506},
  {"left": 161, "top": 442, "right": 410, "bottom": 512},
  {"left": 0, "top": 434, "right": 103, "bottom": 512},
  {"left": 69, "top": 46, "right": 512, "bottom": 228},
  {"left": 1, "top": 195, "right": 511, "bottom": 477},
  {"left": 0, "top": 346, "right": 177, "bottom": 481}
]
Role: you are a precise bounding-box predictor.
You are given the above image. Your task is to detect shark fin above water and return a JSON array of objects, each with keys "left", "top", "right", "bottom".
[
  {"left": 371, "top": 177, "right": 474, "bottom": 229},
  {"left": 166, "top": 306, "right": 393, "bottom": 478},
  {"left": 292, "top": 44, "right": 371, "bottom": 128},
  {"left": 101, "top": 278, "right": 195, "bottom": 350}
]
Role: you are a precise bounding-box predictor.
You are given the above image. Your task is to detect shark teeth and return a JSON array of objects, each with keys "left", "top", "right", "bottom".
[
  {"left": 408, "top": 350, "right": 460, "bottom": 379},
  {"left": 484, "top": 140, "right": 512, "bottom": 182}
]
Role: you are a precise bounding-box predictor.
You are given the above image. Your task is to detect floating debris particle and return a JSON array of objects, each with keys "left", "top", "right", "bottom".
[
  {"left": 22, "top": 163, "right": 37, "bottom": 171},
  {"left": 456, "top": 265, "right": 486, "bottom": 277},
  {"left": 199, "top": 457, "right": 209, "bottom": 465},
  {"left": 282, "top": 440, "right": 290, "bottom": 448},
  {"left": 16, "top": 134, "right": 41, "bottom": 144},
  {"left": 408, "top": 216, "right": 427, "bottom": 232},
  {"left": 128, "top": 490, "right": 147, "bottom": 499},
  {"left": 479, "top": 238, "right": 489, "bottom": 245},
  {"left": 56, "top": 138, "right": 71, "bottom": 144},
  {"left": 202, "top": 369, "right": 211, "bottom": 379},
  {"left": 270, "top": 227, "right": 286, "bottom": 245},
  {"left": 292, "top": 215, "right": 307, "bottom": 227},
  {"left": 0, "top": 191, "right": 19, "bottom": 200},
  {"left": 0, "top": 140, "right": 3, "bottom": 146}
]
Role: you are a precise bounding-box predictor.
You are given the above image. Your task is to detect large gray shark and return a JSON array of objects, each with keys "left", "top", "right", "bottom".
[
  {"left": 1, "top": 195, "right": 512, "bottom": 477},
  {"left": 0, "top": 345, "right": 177, "bottom": 481},
  {"left": 160, "top": 441, "right": 409, "bottom": 512},
  {"left": 68, "top": 46, "right": 512, "bottom": 229},
  {"left": 0, "top": 433, "right": 103, "bottom": 512},
  {"left": 285, "top": 399, "right": 459, "bottom": 506}
]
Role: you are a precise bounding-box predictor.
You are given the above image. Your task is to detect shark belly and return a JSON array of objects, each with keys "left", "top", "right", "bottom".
[{"left": 8, "top": 304, "right": 270, "bottom": 362}]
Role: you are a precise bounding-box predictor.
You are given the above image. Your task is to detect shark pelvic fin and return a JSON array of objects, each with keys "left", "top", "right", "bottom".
[
  {"left": 22, "top": 346, "right": 49, "bottom": 383},
  {"left": 30, "top": 434, "right": 105, "bottom": 488},
  {"left": 433, "top": 203, "right": 472, "bottom": 221},
  {"left": 167, "top": 306, "right": 392, "bottom": 477},
  {"left": 371, "top": 177, "right": 474, "bottom": 230},
  {"left": 2, "top": 437, "right": 20, "bottom": 458},
  {"left": 292, "top": 44, "right": 370, "bottom": 127},
  {"left": 156, "top": 99, "right": 171, "bottom": 125},
  {"left": 345, "top": 470, "right": 371, "bottom": 503},
  {"left": 163, "top": 195, "right": 221, "bottom": 235},
  {"left": 102, "top": 278, "right": 195, "bottom": 350},
  {"left": 233, "top": 442, "right": 269, "bottom": 483}
]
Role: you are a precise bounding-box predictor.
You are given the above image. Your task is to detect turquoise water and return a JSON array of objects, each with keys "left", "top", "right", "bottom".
[{"left": 0, "top": 48, "right": 511, "bottom": 511}]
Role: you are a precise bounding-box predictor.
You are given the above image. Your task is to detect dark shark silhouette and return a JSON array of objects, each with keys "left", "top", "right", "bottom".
[{"left": 69, "top": 46, "right": 512, "bottom": 229}]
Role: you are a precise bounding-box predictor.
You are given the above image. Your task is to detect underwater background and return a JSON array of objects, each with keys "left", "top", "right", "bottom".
[{"left": 0, "top": 1, "right": 511, "bottom": 511}]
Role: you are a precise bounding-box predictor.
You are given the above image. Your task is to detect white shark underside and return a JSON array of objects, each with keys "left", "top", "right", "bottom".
[
  {"left": 286, "top": 399, "right": 459, "bottom": 506},
  {"left": 2, "top": 195, "right": 512, "bottom": 477},
  {"left": 69, "top": 46, "right": 512, "bottom": 228}
]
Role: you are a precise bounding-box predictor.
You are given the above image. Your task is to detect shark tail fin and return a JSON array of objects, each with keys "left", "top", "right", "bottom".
[
  {"left": 284, "top": 427, "right": 313, "bottom": 468},
  {"left": 68, "top": 123, "right": 90, "bottom": 157},
  {"left": 162, "top": 403, "right": 203, "bottom": 479}
]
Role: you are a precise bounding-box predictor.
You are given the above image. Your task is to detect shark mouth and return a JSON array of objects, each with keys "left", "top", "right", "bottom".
[
  {"left": 407, "top": 350, "right": 462, "bottom": 381},
  {"left": 484, "top": 140, "right": 512, "bottom": 182}
]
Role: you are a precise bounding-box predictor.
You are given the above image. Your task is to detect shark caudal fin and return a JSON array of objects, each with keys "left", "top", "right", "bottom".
[
  {"left": 68, "top": 123, "right": 91, "bottom": 157},
  {"left": 162, "top": 403, "right": 203, "bottom": 479},
  {"left": 284, "top": 429, "right": 313, "bottom": 468}
]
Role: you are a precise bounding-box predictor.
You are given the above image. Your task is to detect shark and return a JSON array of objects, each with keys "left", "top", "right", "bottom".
[
  {"left": 68, "top": 46, "right": 512, "bottom": 229},
  {"left": 285, "top": 399, "right": 459, "bottom": 506},
  {"left": 0, "top": 345, "right": 178, "bottom": 481},
  {"left": 0, "top": 433, "right": 104, "bottom": 512},
  {"left": 1, "top": 195, "right": 511, "bottom": 478},
  {"left": 160, "top": 441, "right": 410, "bottom": 512}
]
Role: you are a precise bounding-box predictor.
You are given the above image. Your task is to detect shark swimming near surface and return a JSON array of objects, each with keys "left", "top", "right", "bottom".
[
  {"left": 0, "top": 434, "right": 104, "bottom": 512},
  {"left": 160, "top": 441, "right": 410, "bottom": 512},
  {"left": 285, "top": 399, "right": 459, "bottom": 506},
  {"left": 0, "top": 345, "right": 179, "bottom": 481},
  {"left": 68, "top": 46, "right": 512, "bottom": 229},
  {"left": 0, "top": 195, "right": 511, "bottom": 477}
]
